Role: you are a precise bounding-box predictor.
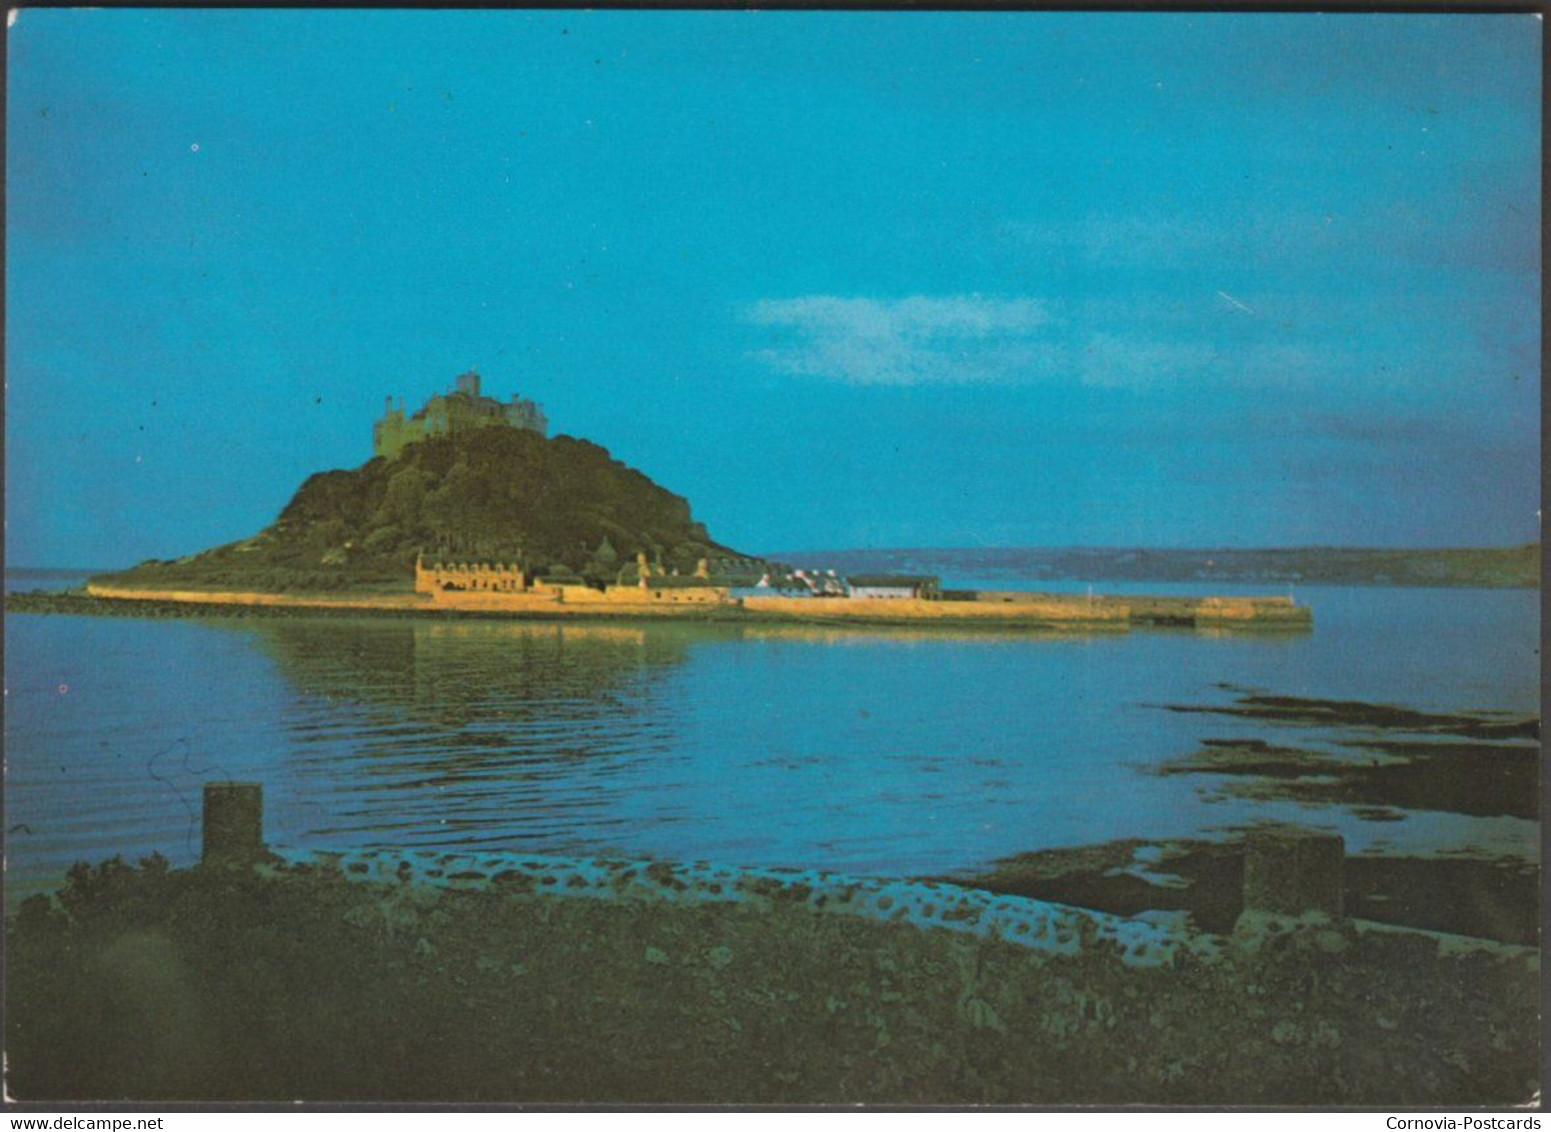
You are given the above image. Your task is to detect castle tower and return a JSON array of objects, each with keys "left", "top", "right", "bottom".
[{"left": 375, "top": 370, "right": 545, "bottom": 458}]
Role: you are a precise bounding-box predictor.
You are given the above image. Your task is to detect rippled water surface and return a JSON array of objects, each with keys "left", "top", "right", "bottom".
[{"left": 3, "top": 582, "right": 1538, "bottom": 904}]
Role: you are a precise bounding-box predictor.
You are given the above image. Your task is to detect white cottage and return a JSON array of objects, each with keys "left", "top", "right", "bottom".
[{"left": 844, "top": 574, "right": 942, "bottom": 600}]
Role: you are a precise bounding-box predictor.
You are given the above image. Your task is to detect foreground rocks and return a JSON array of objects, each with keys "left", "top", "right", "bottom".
[
  {"left": 963, "top": 837, "right": 1540, "bottom": 946},
  {"left": 5, "top": 856, "right": 1537, "bottom": 1105}
]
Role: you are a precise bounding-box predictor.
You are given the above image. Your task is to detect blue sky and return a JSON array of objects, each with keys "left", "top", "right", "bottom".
[{"left": 6, "top": 10, "right": 1540, "bottom": 566}]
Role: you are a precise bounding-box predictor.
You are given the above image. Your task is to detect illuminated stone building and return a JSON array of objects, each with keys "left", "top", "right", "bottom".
[{"left": 374, "top": 371, "right": 548, "bottom": 459}]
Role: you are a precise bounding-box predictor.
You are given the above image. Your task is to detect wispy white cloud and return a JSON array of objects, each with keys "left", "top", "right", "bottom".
[
  {"left": 1078, "top": 334, "right": 1222, "bottom": 389},
  {"left": 744, "top": 292, "right": 1358, "bottom": 392},
  {"left": 744, "top": 294, "right": 1057, "bottom": 386},
  {"left": 1003, "top": 201, "right": 1539, "bottom": 279}
]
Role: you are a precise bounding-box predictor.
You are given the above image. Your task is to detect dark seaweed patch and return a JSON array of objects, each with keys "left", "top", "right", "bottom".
[
  {"left": 949, "top": 837, "right": 1539, "bottom": 946},
  {"left": 1157, "top": 738, "right": 1537, "bottom": 820},
  {"left": 1159, "top": 693, "right": 1538, "bottom": 741}
]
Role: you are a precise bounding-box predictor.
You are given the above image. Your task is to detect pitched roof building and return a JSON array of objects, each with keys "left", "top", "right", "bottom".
[{"left": 845, "top": 575, "right": 942, "bottom": 600}]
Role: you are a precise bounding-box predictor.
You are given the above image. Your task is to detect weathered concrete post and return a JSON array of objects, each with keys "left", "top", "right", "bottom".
[
  {"left": 1240, "top": 826, "right": 1345, "bottom": 923},
  {"left": 202, "top": 782, "right": 265, "bottom": 866}
]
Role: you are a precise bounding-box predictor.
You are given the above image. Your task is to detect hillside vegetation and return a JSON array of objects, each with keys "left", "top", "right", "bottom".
[{"left": 101, "top": 430, "right": 749, "bottom": 592}]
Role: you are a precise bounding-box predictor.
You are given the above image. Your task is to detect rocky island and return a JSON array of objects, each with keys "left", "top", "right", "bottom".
[{"left": 20, "top": 371, "right": 1312, "bottom": 632}]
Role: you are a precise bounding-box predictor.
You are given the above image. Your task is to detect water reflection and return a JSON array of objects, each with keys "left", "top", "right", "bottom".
[
  {"left": 4, "top": 586, "right": 1536, "bottom": 904},
  {"left": 241, "top": 619, "right": 714, "bottom": 850},
  {"left": 252, "top": 617, "right": 693, "bottom": 705},
  {"left": 734, "top": 624, "right": 1118, "bottom": 646}
]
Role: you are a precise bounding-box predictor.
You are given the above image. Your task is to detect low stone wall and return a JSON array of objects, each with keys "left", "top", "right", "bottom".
[
  {"left": 79, "top": 583, "right": 1308, "bottom": 629},
  {"left": 426, "top": 585, "right": 733, "bottom": 614},
  {"left": 85, "top": 584, "right": 431, "bottom": 612},
  {"left": 973, "top": 592, "right": 1310, "bottom": 628},
  {"left": 423, "top": 588, "right": 561, "bottom": 610},
  {"left": 1150, "top": 595, "right": 1311, "bottom": 626},
  {"left": 742, "top": 595, "right": 1132, "bottom": 627}
]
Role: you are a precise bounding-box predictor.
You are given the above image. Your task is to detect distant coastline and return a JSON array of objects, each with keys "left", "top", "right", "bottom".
[
  {"left": 9, "top": 543, "right": 1536, "bottom": 593},
  {"left": 4, "top": 567, "right": 115, "bottom": 579},
  {"left": 766, "top": 545, "right": 1541, "bottom": 590}
]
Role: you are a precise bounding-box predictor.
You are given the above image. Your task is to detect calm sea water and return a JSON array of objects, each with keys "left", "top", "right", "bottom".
[{"left": 3, "top": 576, "right": 1539, "bottom": 906}]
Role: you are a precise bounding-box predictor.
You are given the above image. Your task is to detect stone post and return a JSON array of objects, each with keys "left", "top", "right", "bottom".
[
  {"left": 202, "top": 782, "right": 265, "bottom": 866},
  {"left": 1241, "top": 827, "right": 1344, "bottom": 921}
]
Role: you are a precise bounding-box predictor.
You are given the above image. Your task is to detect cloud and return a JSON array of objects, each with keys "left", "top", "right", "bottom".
[
  {"left": 744, "top": 294, "right": 1058, "bottom": 386},
  {"left": 1005, "top": 197, "right": 1540, "bottom": 282},
  {"left": 744, "top": 292, "right": 1357, "bottom": 392},
  {"left": 1078, "top": 334, "right": 1221, "bottom": 389}
]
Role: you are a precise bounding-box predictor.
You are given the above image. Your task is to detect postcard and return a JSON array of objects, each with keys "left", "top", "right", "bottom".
[{"left": 4, "top": 8, "right": 1540, "bottom": 1109}]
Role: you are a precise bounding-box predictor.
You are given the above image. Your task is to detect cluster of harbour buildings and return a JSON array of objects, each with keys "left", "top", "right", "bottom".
[
  {"left": 417, "top": 553, "right": 939, "bottom": 603},
  {"left": 408, "top": 553, "right": 1308, "bottom": 629}
]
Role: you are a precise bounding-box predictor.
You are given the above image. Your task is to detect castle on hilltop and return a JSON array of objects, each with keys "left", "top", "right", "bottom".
[{"left": 373, "top": 371, "right": 548, "bottom": 459}]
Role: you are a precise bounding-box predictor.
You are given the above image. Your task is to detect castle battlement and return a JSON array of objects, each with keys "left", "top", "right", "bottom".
[{"left": 374, "top": 371, "right": 548, "bottom": 459}]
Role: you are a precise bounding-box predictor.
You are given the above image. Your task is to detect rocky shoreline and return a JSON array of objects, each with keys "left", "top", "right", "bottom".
[
  {"left": 4, "top": 851, "right": 1538, "bottom": 1105},
  {"left": 956, "top": 836, "right": 1540, "bottom": 946},
  {"left": 4, "top": 587, "right": 521, "bottom": 622}
]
